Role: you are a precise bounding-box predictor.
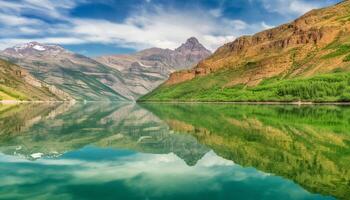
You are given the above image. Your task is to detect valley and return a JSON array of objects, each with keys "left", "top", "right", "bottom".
[{"left": 0, "top": 38, "right": 210, "bottom": 101}]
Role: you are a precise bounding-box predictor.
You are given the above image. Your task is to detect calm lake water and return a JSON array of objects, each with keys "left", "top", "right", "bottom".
[{"left": 0, "top": 102, "right": 349, "bottom": 200}]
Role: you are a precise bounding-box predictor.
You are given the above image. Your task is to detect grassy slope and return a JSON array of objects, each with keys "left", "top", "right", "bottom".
[
  {"left": 141, "top": 70, "right": 350, "bottom": 102},
  {"left": 0, "top": 59, "right": 58, "bottom": 101}
]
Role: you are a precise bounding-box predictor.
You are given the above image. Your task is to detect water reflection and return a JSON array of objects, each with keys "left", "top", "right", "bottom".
[
  {"left": 0, "top": 102, "right": 208, "bottom": 165},
  {"left": 0, "top": 102, "right": 348, "bottom": 199},
  {"left": 143, "top": 103, "right": 350, "bottom": 199}
]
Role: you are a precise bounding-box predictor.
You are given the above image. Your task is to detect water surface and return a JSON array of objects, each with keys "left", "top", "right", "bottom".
[{"left": 0, "top": 102, "right": 349, "bottom": 200}]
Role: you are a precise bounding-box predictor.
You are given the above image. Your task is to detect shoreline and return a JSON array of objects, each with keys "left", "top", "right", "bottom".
[
  {"left": 0, "top": 100, "right": 75, "bottom": 105},
  {"left": 3, "top": 100, "right": 350, "bottom": 105},
  {"left": 137, "top": 101, "right": 350, "bottom": 105}
]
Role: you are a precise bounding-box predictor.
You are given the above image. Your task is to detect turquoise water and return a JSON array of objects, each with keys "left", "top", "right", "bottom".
[{"left": 0, "top": 102, "right": 348, "bottom": 200}]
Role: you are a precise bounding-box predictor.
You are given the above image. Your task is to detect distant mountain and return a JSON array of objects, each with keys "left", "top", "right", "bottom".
[
  {"left": 140, "top": 1, "right": 350, "bottom": 102},
  {"left": 0, "top": 42, "right": 130, "bottom": 101},
  {"left": 0, "top": 38, "right": 210, "bottom": 101},
  {"left": 96, "top": 37, "right": 211, "bottom": 98},
  {"left": 0, "top": 59, "right": 70, "bottom": 101}
]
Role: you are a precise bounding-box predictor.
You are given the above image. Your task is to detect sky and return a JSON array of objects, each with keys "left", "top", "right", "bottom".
[{"left": 0, "top": 0, "right": 341, "bottom": 56}]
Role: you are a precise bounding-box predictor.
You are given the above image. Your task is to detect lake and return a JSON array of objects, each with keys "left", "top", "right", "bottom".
[{"left": 0, "top": 102, "right": 349, "bottom": 200}]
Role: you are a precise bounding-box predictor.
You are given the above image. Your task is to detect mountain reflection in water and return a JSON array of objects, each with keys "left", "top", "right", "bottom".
[{"left": 0, "top": 102, "right": 349, "bottom": 200}]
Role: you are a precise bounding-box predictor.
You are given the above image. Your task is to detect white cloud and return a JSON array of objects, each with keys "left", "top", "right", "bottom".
[
  {"left": 0, "top": 0, "right": 272, "bottom": 52},
  {"left": 261, "top": 21, "right": 274, "bottom": 30},
  {"left": 0, "top": 0, "right": 81, "bottom": 20},
  {"left": 0, "top": 0, "right": 313, "bottom": 52},
  {"left": 0, "top": 1, "right": 23, "bottom": 12},
  {"left": 0, "top": 13, "right": 42, "bottom": 26},
  {"left": 209, "top": 8, "right": 222, "bottom": 18},
  {"left": 64, "top": 6, "right": 268, "bottom": 51},
  {"left": 258, "top": 0, "right": 326, "bottom": 16}
]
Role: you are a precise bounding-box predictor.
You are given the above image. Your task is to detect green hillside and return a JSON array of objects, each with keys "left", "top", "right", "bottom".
[
  {"left": 0, "top": 59, "right": 60, "bottom": 101},
  {"left": 140, "top": 71, "right": 350, "bottom": 102}
]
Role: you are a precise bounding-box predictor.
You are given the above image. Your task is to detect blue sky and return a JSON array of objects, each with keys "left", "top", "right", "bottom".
[{"left": 0, "top": 0, "right": 341, "bottom": 56}]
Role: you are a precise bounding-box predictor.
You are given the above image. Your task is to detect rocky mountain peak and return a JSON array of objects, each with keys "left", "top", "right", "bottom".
[
  {"left": 185, "top": 37, "right": 200, "bottom": 45},
  {"left": 2, "top": 41, "right": 68, "bottom": 57},
  {"left": 175, "top": 37, "right": 211, "bottom": 54}
]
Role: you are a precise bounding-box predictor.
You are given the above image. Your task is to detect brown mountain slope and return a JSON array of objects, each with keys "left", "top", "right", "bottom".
[
  {"left": 0, "top": 59, "right": 70, "bottom": 101},
  {"left": 141, "top": 0, "right": 350, "bottom": 102}
]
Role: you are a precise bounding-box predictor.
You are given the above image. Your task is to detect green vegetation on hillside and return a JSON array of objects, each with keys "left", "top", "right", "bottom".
[
  {"left": 322, "top": 44, "right": 350, "bottom": 59},
  {"left": 0, "top": 59, "right": 59, "bottom": 101},
  {"left": 0, "top": 85, "right": 27, "bottom": 100},
  {"left": 140, "top": 71, "right": 350, "bottom": 102}
]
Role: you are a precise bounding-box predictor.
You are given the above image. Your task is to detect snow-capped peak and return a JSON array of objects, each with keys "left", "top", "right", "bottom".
[
  {"left": 14, "top": 42, "right": 42, "bottom": 51},
  {"left": 13, "top": 42, "right": 48, "bottom": 52},
  {"left": 33, "top": 44, "right": 46, "bottom": 51},
  {"left": 3, "top": 41, "right": 68, "bottom": 57}
]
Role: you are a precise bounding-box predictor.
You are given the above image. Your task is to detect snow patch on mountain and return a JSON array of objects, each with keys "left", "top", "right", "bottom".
[{"left": 33, "top": 45, "right": 46, "bottom": 51}]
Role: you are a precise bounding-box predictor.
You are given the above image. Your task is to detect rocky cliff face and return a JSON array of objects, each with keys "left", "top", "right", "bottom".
[
  {"left": 163, "top": 1, "right": 350, "bottom": 87},
  {"left": 175, "top": 37, "right": 211, "bottom": 64},
  {"left": 96, "top": 37, "right": 211, "bottom": 98}
]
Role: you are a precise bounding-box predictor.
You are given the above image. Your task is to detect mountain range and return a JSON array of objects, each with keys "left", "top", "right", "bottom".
[
  {"left": 141, "top": 0, "right": 350, "bottom": 102},
  {"left": 0, "top": 38, "right": 211, "bottom": 101},
  {"left": 2, "top": 1, "right": 350, "bottom": 102},
  {"left": 96, "top": 37, "right": 211, "bottom": 98}
]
